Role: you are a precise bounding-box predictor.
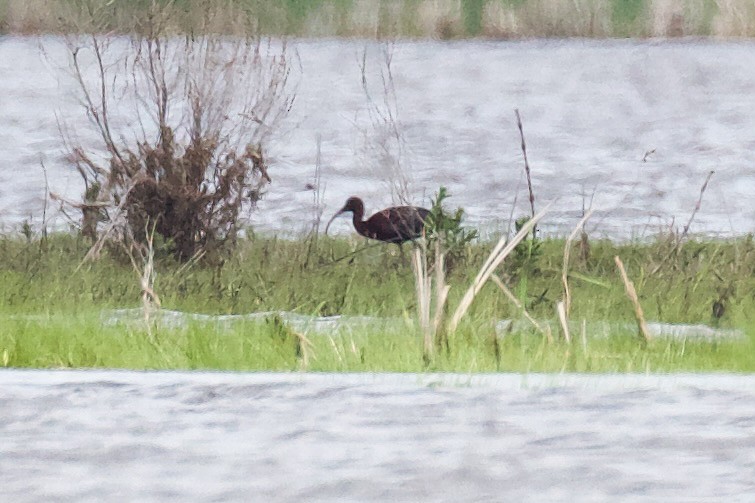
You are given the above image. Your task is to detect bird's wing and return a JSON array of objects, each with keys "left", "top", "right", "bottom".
[{"left": 386, "top": 207, "right": 428, "bottom": 234}]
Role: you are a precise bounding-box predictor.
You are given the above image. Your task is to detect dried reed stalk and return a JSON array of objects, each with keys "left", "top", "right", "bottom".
[
  {"left": 515, "top": 109, "right": 537, "bottom": 235},
  {"left": 680, "top": 170, "right": 715, "bottom": 241},
  {"left": 562, "top": 209, "right": 594, "bottom": 316},
  {"left": 304, "top": 134, "right": 325, "bottom": 267},
  {"left": 556, "top": 301, "right": 570, "bottom": 342},
  {"left": 614, "top": 256, "right": 651, "bottom": 343},
  {"left": 651, "top": 170, "right": 715, "bottom": 274},
  {"left": 412, "top": 242, "right": 450, "bottom": 360},
  {"left": 491, "top": 274, "right": 553, "bottom": 342},
  {"left": 125, "top": 224, "right": 161, "bottom": 340},
  {"left": 581, "top": 319, "right": 587, "bottom": 351},
  {"left": 175, "top": 249, "right": 207, "bottom": 277},
  {"left": 432, "top": 241, "right": 451, "bottom": 350},
  {"left": 39, "top": 158, "right": 50, "bottom": 240},
  {"left": 294, "top": 331, "right": 315, "bottom": 370},
  {"left": 327, "top": 334, "right": 344, "bottom": 363},
  {"left": 412, "top": 246, "right": 432, "bottom": 357},
  {"left": 448, "top": 203, "right": 550, "bottom": 333},
  {"left": 73, "top": 179, "right": 142, "bottom": 270},
  {"left": 312, "top": 134, "right": 325, "bottom": 236}
]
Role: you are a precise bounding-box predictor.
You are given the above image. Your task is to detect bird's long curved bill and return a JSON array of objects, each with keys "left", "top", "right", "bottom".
[{"left": 324, "top": 210, "right": 345, "bottom": 236}]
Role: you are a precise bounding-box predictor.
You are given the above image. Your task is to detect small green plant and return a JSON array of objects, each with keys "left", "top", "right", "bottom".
[
  {"left": 508, "top": 215, "right": 542, "bottom": 277},
  {"left": 20, "top": 220, "right": 33, "bottom": 243},
  {"left": 503, "top": 215, "right": 545, "bottom": 313},
  {"left": 425, "top": 186, "right": 478, "bottom": 272}
]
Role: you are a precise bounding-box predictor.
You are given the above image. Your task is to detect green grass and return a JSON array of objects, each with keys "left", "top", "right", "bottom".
[
  {"left": 2, "top": 313, "right": 752, "bottom": 373},
  {"left": 0, "top": 232, "right": 754, "bottom": 372}
]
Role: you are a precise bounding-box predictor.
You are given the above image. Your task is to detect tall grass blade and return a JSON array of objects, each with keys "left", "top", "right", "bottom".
[
  {"left": 562, "top": 209, "right": 594, "bottom": 316},
  {"left": 448, "top": 203, "right": 551, "bottom": 333},
  {"left": 615, "top": 255, "right": 652, "bottom": 343}
]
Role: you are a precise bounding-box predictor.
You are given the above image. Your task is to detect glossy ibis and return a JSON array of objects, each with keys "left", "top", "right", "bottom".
[{"left": 324, "top": 196, "right": 430, "bottom": 244}]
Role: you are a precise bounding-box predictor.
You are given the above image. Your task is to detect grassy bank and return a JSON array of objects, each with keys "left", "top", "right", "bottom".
[
  {"left": 1, "top": 233, "right": 753, "bottom": 372},
  {"left": 2, "top": 0, "right": 755, "bottom": 38},
  {"left": 4, "top": 315, "right": 752, "bottom": 372}
]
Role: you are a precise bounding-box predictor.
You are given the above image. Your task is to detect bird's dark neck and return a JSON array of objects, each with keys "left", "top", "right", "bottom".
[{"left": 351, "top": 210, "right": 368, "bottom": 237}]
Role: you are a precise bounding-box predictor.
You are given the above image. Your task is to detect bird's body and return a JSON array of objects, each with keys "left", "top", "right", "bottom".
[{"left": 325, "top": 197, "right": 430, "bottom": 244}]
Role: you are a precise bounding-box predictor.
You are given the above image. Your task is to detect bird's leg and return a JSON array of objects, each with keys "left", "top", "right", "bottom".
[
  {"left": 380, "top": 243, "right": 404, "bottom": 270},
  {"left": 380, "top": 243, "right": 394, "bottom": 270},
  {"left": 397, "top": 243, "right": 410, "bottom": 268}
]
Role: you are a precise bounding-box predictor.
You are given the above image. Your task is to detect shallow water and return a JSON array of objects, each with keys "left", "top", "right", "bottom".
[
  {"left": 97, "top": 307, "right": 745, "bottom": 341},
  {"left": 1, "top": 370, "right": 754, "bottom": 502},
  {"left": 2, "top": 37, "right": 755, "bottom": 238}
]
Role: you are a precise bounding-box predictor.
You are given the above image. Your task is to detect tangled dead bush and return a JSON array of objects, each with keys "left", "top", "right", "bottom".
[
  {"left": 58, "top": 4, "right": 296, "bottom": 261},
  {"left": 121, "top": 129, "right": 270, "bottom": 260}
]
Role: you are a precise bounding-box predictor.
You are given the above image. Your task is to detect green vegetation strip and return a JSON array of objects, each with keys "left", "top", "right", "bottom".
[
  {"left": 0, "top": 233, "right": 753, "bottom": 372},
  {"left": 0, "top": 0, "right": 752, "bottom": 38},
  {"left": 2, "top": 315, "right": 752, "bottom": 372}
]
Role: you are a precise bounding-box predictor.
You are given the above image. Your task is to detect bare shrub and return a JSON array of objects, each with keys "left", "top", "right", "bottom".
[
  {"left": 59, "top": 2, "right": 296, "bottom": 260},
  {"left": 357, "top": 43, "right": 413, "bottom": 206}
]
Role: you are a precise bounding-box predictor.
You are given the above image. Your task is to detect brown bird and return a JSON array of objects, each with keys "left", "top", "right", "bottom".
[{"left": 324, "top": 196, "right": 430, "bottom": 244}]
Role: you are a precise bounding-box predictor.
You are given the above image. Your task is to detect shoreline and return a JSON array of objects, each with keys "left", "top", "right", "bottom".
[{"left": 3, "top": 0, "right": 755, "bottom": 39}]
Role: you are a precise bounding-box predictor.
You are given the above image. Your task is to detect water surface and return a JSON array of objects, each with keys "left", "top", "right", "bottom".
[
  {"left": 2, "top": 37, "right": 755, "bottom": 237},
  {"left": 2, "top": 370, "right": 754, "bottom": 502}
]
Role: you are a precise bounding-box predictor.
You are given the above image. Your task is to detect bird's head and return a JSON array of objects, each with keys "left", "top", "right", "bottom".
[
  {"left": 324, "top": 196, "right": 365, "bottom": 235},
  {"left": 340, "top": 197, "right": 364, "bottom": 214}
]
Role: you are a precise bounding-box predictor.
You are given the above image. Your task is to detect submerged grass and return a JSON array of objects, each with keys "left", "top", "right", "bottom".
[{"left": 0, "top": 232, "right": 754, "bottom": 372}]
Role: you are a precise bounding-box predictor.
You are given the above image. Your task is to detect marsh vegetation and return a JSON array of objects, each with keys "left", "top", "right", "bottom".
[
  {"left": 2, "top": 0, "right": 755, "bottom": 38},
  {"left": 1, "top": 230, "right": 753, "bottom": 372},
  {"left": 1, "top": 1, "right": 753, "bottom": 373}
]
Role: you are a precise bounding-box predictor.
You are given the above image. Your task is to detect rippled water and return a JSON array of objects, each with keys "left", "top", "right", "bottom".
[
  {"left": 2, "top": 37, "right": 755, "bottom": 237},
  {"left": 3, "top": 38, "right": 754, "bottom": 502},
  {"left": 1, "top": 370, "right": 754, "bottom": 502}
]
